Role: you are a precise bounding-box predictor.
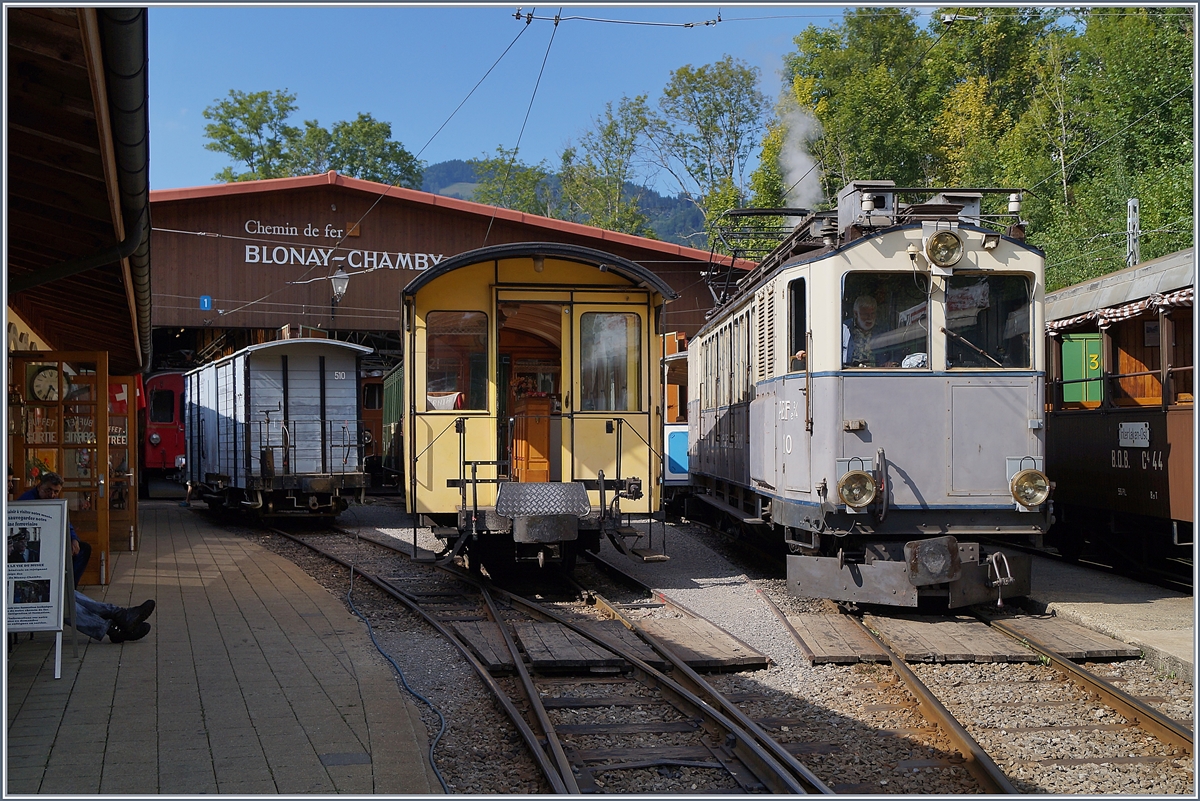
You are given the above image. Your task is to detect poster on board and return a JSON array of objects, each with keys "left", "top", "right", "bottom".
[{"left": 6, "top": 499, "right": 68, "bottom": 632}]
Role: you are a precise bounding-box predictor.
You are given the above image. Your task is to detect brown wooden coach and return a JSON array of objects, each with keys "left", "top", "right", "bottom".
[{"left": 1044, "top": 248, "right": 1194, "bottom": 575}]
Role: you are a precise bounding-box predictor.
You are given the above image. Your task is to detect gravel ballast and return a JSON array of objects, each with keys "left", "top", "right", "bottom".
[{"left": 236, "top": 498, "right": 1194, "bottom": 794}]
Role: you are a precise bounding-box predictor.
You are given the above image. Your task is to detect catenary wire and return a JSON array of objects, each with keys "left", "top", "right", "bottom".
[
  {"left": 483, "top": 8, "right": 562, "bottom": 246},
  {"left": 186, "top": 20, "right": 535, "bottom": 321}
]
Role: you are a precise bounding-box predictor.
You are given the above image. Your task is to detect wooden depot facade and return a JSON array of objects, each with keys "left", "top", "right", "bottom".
[{"left": 149, "top": 171, "right": 749, "bottom": 369}]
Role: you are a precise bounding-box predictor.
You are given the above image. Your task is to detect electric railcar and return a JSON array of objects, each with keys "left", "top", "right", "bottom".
[
  {"left": 141, "top": 370, "right": 187, "bottom": 491},
  {"left": 689, "top": 180, "right": 1051, "bottom": 608},
  {"left": 182, "top": 338, "right": 371, "bottom": 516},
  {"left": 400, "top": 242, "right": 676, "bottom": 573},
  {"left": 1044, "top": 248, "right": 1194, "bottom": 576},
  {"left": 360, "top": 369, "right": 388, "bottom": 488}
]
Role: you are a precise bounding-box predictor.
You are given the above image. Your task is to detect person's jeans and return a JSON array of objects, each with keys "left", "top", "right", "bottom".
[
  {"left": 72, "top": 591, "right": 120, "bottom": 640},
  {"left": 73, "top": 540, "right": 91, "bottom": 588}
]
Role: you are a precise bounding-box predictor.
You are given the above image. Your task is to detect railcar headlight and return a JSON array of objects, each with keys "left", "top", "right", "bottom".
[
  {"left": 837, "top": 470, "right": 877, "bottom": 508},
  {"left": 148, "top": 433, "right": 161, "bottom": 446},
  {"left": 1010, "top": 469, "right": 1050, "bottom": 507},
  {"left": 926, "top": 230, "right": 964, "bottom": 267}
]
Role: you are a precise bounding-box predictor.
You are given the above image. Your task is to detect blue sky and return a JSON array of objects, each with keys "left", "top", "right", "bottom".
[{"left": 147, "top": 4, "right": 903, "bottom": 191}]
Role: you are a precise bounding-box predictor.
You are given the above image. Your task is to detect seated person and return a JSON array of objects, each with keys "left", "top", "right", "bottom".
[
  {"left": 842, "top": 295, "right": 886, "bottom": 367},
  {"left": 18, "top": 472, "right": 91, "bottom": 587}
]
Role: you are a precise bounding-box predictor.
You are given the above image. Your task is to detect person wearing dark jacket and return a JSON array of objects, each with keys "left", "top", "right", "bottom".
[
  {"left": 18, "top": 472, "right": 89, "bottom": 587},
  {"left": 17, "top": 472, "right": 155, "bottom": 642}
]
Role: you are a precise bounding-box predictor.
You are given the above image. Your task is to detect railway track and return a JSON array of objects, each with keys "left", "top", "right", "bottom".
[
  {"left": 587, "top": 546, "right": 1193, "bottom": 794},
  {"left": 247, "top": 515, "right": 1192, "bottom": 794},
  {"left": 755, "top": 589, "right": 1193, "bottom": 794},
  {"left": 267, "top": 525, "right": 832, "bottom": 793}
]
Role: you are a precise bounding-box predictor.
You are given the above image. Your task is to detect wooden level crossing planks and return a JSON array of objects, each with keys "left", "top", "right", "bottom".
[
  {"left": 862, "top": 614, "right": 1040, "bottom": 663},
  {"left": 786, "top": 614, "right": 888, "bottom": 664},
  {"left": 513, "top": 621, "right": 626, "bottom": 671},
  {"left": 991, "top": 614, "right": 1142, "bottom": 659},
  {"left": 452, "top": 621, "right": 516, "bottom": 673},
  {"left": 576, "top": 620, "right": 669, "bottom": 671},
  {"left": 637, "top": 617, "right": 769, "bottom": 671}
]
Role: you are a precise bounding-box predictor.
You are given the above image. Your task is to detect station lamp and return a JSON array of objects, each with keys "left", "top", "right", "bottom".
[{"left": 331, "top": 268, "right": 350, "bottom": 302}]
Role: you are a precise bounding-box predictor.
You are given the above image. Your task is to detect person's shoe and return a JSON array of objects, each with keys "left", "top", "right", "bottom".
[
  {"left": 109, "top": 621, "right": 151, "bottom": 643},
  {"left": 113, "top": 600, "right": 155, "bottom": 632}
]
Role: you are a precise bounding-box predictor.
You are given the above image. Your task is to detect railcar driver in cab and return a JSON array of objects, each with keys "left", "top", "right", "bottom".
[
  {"left": 841, "top": 275, "right": 930, "bottom": 369},
  {"left": 842, "top": 295, "right": 884, "bottom": 367}
]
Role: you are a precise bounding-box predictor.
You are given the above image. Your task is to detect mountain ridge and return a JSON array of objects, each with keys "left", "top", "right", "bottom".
[{"left": 420, "top": 159, "right": 703, "bottom": 246}]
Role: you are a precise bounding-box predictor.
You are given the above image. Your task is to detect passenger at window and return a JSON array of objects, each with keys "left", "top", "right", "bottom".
[{"left": 790, "top": 350, "right": 807, "bottom": 371}]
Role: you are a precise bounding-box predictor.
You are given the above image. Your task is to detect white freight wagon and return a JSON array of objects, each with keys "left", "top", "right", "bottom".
[{"left": 183, "top": 339, "right": 372, "bottom": 515}]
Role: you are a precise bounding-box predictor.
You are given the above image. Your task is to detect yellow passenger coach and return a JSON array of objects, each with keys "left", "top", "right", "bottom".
[{"left": 400, "top": 242, "right": 677, "bottom": 573}]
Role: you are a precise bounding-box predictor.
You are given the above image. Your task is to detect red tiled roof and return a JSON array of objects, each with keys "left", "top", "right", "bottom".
[{"left": 150, "top": 170, "right": 756, "bottom": 270}]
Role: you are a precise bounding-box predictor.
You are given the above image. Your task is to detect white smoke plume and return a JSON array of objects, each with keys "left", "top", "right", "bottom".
[{"left": 777, "top": 98, "right": 825, "bottom": 209}]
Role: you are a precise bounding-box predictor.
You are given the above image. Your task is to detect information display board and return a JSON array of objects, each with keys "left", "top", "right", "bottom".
[{"left": 6, "top": 499, "right": 69, "bottom": 632}]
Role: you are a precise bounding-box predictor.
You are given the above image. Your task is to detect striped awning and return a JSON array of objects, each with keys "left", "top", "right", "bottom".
[{"left": 1047, "top": 287, "right": 1194, "bottom": 333}]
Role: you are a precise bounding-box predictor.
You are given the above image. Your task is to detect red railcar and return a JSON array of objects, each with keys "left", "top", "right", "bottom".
[
  {"left": 360, "top": 370, "right": 386, "bottom": 487},
  {"left": 141, "top": 371, "right": 187, "bottom": 492}
]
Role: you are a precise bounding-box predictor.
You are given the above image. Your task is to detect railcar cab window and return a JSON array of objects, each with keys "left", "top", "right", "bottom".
[
  {"left": 580, "top": 312, "right": 641, "bottom": 411},
  {"left": 945, "top": 274, "right": 1031, "bottom": 369},
  {"left": 425, "top": 311, "right": 488, "bottom": 410},
  {"left": 149, "top": 389, "right": 175, "bottom": 423},
  {"left": 841, "top": 273, "right": 930, "bottom": 368},
  {"left": 362, "top": 383, "right": 383, "bottom": 410}
]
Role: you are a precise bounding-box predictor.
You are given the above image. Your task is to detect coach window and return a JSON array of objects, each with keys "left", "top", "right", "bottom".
[
  {"left": 580, "top": 312, "right": 641, "bottom": 411},
  {"left": 788, "top": 278, "right": 807, "bottom": 371},
  {"left": 841, "top": 273, "right": 930, "bottom": 368},
  {"left": 945, "top": 274, "right": 1031, "bottom": 369},
  {"left": 426, "top": 311, "right": 488, "bottom": 410}
]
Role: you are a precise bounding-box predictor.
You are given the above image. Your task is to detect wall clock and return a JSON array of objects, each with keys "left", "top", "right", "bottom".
[{"left": 29, "top": 365, "right": 59, "bottom": 401}]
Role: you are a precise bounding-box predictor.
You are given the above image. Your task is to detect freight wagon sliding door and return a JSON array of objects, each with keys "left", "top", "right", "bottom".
[{"left": 10, "top": 352, "right": 111, "bottom": 585}]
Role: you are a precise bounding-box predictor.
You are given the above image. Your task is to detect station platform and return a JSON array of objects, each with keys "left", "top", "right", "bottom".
[
  {"left": 5, "top": 500, "right": 441, "bottom": 794},
  {"left": 1025, "top": 553, "right": 1195, "bottom": 681}
]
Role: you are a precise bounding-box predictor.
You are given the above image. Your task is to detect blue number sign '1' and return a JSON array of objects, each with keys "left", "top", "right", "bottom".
[{"left": 199, "top": 295, "right": 212, "bottom": 311}]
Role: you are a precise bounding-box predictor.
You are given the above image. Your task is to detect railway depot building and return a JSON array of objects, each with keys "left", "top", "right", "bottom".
[{"left": 149, "top": 171, "right": 742, "bottom": 371}]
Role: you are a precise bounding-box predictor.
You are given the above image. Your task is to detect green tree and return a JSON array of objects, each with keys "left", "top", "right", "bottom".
[
  {"left": 203, "top": 89, "right": 299, "bottom": 182},
  {"left": 469, "top": 146, "right": 554, "bottom": 216},
  {"left": 284, "top": 120, "right": 334, "bottom": 176},
  {"left": 1001, "top": 9, "right": 1193, "bottom": 287},
  {"left": 558, "top": 96, "right": 654, "bottom": 236},
  {"left": 936, "top": 76, "right": 1012, "bottom": 186},
  {"left": 204, "top": 92, "right": 422, "bottom": 188},
  {"left": 645, "top": 56, "right": 770, "bottom": 226},
  {"left": 327, "top": 113, "right": 423, "bottom": 188},
  {"left": 783, "top": 9, "right": 933, "bottom": 195},
  {"left": 748, "top": 119, "right": 786, "bottom": 210}
]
